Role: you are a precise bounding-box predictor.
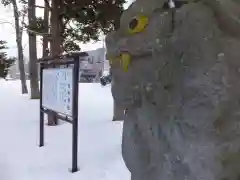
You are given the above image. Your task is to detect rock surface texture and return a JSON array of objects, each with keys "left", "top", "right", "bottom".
[{"left": 105, "top": 0, "right": 240, "bottom": 179}]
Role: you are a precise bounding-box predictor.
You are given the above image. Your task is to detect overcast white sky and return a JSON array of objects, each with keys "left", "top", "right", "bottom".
[{"left": 0, "top": 0, "right": 132, "bottom": 58}]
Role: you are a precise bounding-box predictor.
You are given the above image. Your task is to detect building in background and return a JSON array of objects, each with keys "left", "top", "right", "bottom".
[
  {"left": 7, "top": 48, "right": 106, "bottom": 83},
  {"left": 79, "top": 47, "right": 105, "bottom": 82}
]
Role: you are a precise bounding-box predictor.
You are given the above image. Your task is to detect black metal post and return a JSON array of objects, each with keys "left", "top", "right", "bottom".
[
  {"left": 39, "top": 63, "right": 44, "bottom": 147},
  {"left": 71, "top": 58, "right": 80, "bottom": 173}
]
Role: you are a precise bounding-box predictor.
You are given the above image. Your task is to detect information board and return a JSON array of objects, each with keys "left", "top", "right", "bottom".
[{"left": 42, "top": 68, "right": 73, "bottom": 116}]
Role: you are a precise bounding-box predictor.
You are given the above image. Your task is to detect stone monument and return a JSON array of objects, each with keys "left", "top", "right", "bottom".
[{"left": 106, "top": 0, "right": 240, "bottom": 179}]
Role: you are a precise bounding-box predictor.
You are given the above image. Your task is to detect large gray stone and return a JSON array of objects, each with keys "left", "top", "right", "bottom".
[{"left": 106, "top": 0, "right": 240, "bottom": 179}]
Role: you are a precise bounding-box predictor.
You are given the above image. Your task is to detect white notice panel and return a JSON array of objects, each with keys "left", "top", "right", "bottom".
[{"left": 42, "top": 68, "right": 73, "bottom": 116}]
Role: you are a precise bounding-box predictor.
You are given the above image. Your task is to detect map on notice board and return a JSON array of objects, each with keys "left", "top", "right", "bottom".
[{"left": 42, "top": 68, "right": 73, "bottom": 116}]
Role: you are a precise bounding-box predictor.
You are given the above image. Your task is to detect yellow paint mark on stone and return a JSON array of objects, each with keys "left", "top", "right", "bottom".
[
  {"left": 128, "top": 15, "right": 149, "bottom": 34},
  {"left": 120, "top": 53, "right": 131, "bottom": 72}
]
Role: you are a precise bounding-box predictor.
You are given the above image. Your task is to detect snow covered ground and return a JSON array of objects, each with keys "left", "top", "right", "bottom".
[{"left": 0, "top": 80, "right": 130, "bottom": 180}]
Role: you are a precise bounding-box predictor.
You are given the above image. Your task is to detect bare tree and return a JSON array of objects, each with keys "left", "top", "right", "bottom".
[
  {"left": 2, "top": 0, "right": 28, "bottom": 94},
  {"left": 28, "top": 0, "right": 40, "bottom": 99}
]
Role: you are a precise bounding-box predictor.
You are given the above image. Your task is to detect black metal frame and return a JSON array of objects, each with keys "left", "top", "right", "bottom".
[{"left": 39, "top": 53, "right": 82, "bottom": 173}]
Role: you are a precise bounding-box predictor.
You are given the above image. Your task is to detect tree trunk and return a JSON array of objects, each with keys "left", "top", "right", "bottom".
[
  {"left": 110, "top": 69, "right": 124, "bottom": 121},
  {"left": 47, "top": 0, "right": 63, "bottom": 126},
  {"left": 11, "top": 0, "right": 28, "bottom": 94},
  {"left": 28, "top": 0, "right": 40, "bottom": 99},
  {"left": 112, "top": 101, "right": 124, "bottom": 121},
  {"left": 42, "top": 1, "right": 49, "bottom": 58},
  {"left": 51, "top": 0, "right": 63, "bottom": 56},
  {"left": 43, "top": 0, "right": 57, "bottom": 126}
]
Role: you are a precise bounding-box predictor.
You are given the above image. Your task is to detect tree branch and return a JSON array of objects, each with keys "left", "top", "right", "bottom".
[
  {"left": 26, "top": 28, "right": 52, "bottom": 37},
  {"left": 21, "top": 0, "right": 52, "bottom": 10},
  {"left": 34, "top": 5, "right": 46, "bottom": 9},
  {"left": 44, "top": 0, "right": 50, "bottom": 9}
]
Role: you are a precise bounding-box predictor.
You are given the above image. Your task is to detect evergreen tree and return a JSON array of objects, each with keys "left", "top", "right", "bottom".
[
  {"left": 26, "top": 0, "right": 126, "bottom": 52},
  {"left": 0, "top": 40, "right": 15, "bottom": 79}
]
